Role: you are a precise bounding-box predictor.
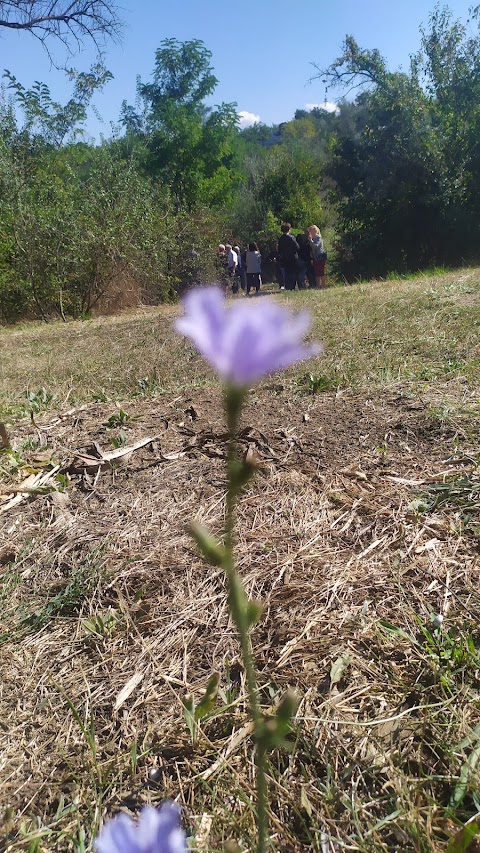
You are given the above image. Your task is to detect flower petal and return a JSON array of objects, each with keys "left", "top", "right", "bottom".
[
  {"left": 95, "top": 804, "right": 187, "bottom": 853},
  {"left": 175, "top": 286, "right": 321, "bottom": 385},
  {"left": 95, "top": 813, "right": 142, "bottom": 853},
  {"left": 174, "top": 287, "right": 225, "bottom": 371}
]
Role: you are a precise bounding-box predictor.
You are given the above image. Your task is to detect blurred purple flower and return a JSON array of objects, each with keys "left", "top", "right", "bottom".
[
  {"left": 95, "top": 803, "right": 188, "bottom": 853},
  {"left": 175, "top": 287, "right": 321, "bottom": 385}
]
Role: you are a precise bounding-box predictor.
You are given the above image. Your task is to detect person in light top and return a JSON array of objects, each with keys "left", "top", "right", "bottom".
[
  {"left": 245, "top": 242, "right": 262, "bottom": 296},
  {"left": 225, "top": 244, "right": 238, "bottom": 292},
  {"left": 308, "top": 225, "right": 327, "bottom": 288},
  {"left": 233, "top": 245, "right": 245, "bottom": 293}
]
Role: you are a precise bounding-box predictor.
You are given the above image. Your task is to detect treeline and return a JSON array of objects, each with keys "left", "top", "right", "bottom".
[{"left": 1, "top": 6, "right": 479, "bottom": 321}]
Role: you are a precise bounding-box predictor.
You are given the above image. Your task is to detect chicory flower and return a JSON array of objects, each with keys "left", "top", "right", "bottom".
[
  {"left": 95, "top": 803, "right": 188, "bottom": 853},
  {"left": 175, "top": 286, "right": 321, "bottom": 385}
]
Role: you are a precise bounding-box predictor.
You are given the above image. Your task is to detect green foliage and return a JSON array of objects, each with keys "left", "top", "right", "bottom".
[
  {"left": 121, "top": 39, "right": 239, "bottom": 208},
  {"left": 103, "top": 408, "right": 130, "bottom": 429},
  {"left": 321, "top": 7, "right": 480, "bottom": 278},
  {"left": 410, "top": 469, "right": 480, "bottom": 537},
  {"left": 136, "top": 370, "right": 161, "bottom": 396},
  {"left": 82, "top": 608, "right": 120, "bottom": 639},
  {"left": 0, "top": 133, "right": 218, "bottom": 320},
  {"left": 5, "top": 11, "right": 480, "bottom": 318},
  {"left": 182, "top": 672, "right": 220, "bottom": 744},
  {"left": 3, "top": 64, "right": 112, "bottom": 146},
  {"left": 378, "top": 616, "right": 480, "bottom": 693},
  {"left": 228, "top": 145, "right": 325, "bottom": 254},
  {"left": 0, "top": 52, "right": 227, "bottom": 323},
  {"left": 190, "top": 522, "right": 227, "bottom": 568},
  {"left": 25, "top": 387, "right": 53, "bottom": 413},
  {"left": 260, "top": 690, "right": 299, "bottom": 751},
  {"left": 301, "top": 371, "right": 339, "bottom": 394},
  {"left": 0, "top": 270, "right": 31, "bottom": 323},
  {"left": 110, "top": 430, "right": 128, "bottom": 449},
  {"left": 447, "top": 821, "right": 480, "bottom": 853}
]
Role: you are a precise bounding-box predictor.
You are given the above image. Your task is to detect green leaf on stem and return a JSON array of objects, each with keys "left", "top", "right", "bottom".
[
  {"left": 182, "top": 694, "right": 196, "bottom": 743},
  {"left": 260, "top": 689, "right": 300, "bottom": 751},
  {"left": 182, "top": 672, "right": 221, "bottom": 744},
  {"left": 228, "top": 457, "right": 255, "bottom": 491},
  {"left": 190, "top": 522, "right": 227, "bottom": 567},
  {"left": 246, "top": 599, "right": 263, "bottom": 627},
  {"left": 446, "top": 821, "right": 480, "bottom": 852},
  {"left": 195, "top": 671, "right": 220, "bottom": 719}
]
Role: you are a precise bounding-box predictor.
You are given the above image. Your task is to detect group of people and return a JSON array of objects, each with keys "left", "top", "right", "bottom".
[
  {"left": 216, "top": 223, "right": 327, "bottom": 296},
  {"left": 275, "top": 223, "right": 327, "bottom": 291},
  {"left": 216, "top": 242, "right": 263, "bottom": 296}
]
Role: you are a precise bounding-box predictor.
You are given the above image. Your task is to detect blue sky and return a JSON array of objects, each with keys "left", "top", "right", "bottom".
[{"left": 0, "top": 0, "right": 475, "bottom": 138}]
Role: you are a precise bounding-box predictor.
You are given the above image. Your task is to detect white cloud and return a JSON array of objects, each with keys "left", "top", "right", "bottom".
[
  {"left": 305, "top": 102, "right": 339, "bottom": 115},
  {"left": 238, "top": 110, "right": 261, "bottom": 128}
]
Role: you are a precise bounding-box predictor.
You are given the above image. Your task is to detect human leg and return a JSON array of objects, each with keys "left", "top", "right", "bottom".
[
  {"left": 306, "top": 263, "right": 315, "bottom": 289},
  {"left": 297, "top": 260, "right": 307, "bottom": 289},
  {"left": 276, "top": 263, "right": 285, "bottom": 289},
  {"left": 284, "top": 263, "right": 296, "bottom": 291},
  {"left": 314, "top": 259, "right": 326, "bottom": 289}
]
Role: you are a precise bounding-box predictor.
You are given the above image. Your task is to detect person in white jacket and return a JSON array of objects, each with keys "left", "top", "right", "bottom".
[{"left": 225, "top": 244, "right": 238, "bottom": 292}]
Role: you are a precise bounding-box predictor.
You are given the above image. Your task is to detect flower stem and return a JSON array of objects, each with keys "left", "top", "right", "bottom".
[{"left": 224, "top": 386, "right": 268, "bottom": 853}]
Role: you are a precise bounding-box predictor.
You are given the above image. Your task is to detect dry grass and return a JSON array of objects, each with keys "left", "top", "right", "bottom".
[
  {"left": 1, "top": 268, "right": 480, "bottom": 851},
  {"left": 1, "top": 268, "right": 479, "bottom": 420}
]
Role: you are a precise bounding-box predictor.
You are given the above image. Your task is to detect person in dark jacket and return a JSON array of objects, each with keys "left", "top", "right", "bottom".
[
  {"left": 277, "top": 223, "right": 299, "bottom": 291},
  {"left": 296, "top": 233, "right": 314, "bottom": 289},
  {"left": 269, "top": 244, "right": 285, "bottom": 289}
]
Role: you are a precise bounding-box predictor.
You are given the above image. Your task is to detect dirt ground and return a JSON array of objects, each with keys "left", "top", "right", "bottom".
[{"left": 1, "top": 376, "right": 479, "bottom": 850}]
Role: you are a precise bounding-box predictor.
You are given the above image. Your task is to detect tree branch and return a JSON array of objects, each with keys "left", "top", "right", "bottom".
[{"left": 0, "top": 1, "right": 123, "bottom": 57}]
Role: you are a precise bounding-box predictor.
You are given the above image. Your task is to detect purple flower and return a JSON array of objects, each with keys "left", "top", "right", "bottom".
[
  {"left": 95, "top": 803, "right": 188, "bottom": 853},
  {"left": 175, "top": 287, "right": 321, "bottom": 385}
]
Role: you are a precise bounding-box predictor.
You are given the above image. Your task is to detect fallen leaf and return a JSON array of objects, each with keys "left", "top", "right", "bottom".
[
  {"left": 114, "top": 671, "right": 145, "bottom": 712},
  {"left": 330, "top": 653, "right": 352, "bottom": 688}
]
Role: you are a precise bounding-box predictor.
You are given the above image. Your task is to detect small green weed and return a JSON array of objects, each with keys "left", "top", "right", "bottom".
[
  {"left": 416, "top": 475, "right": 480, "bottom": 513},
  {"left": 136, "top": 369, "right": 161, "bottom": 396},
  {"left": 378, "top": 617, "right": 480, "bottom": 688},
  {"left": 103, "top": 408, "right": 130, "bottom": 429},
  {"left": 447, "top": 821, "right": 480, "bottom": 852},
  {"left": 25, "top": 386, "right": 53, "bottom": 414},
  {"left": 82, "top": 608, "right": 120, "bottom": 640},
  {"left": 0, "top": 445, "right": 25, "bottom": 477},
  {"left": 182, "top": 671, "right": 220, "bottom": 744},
  {"left": 410, "top": 471, "right": 480, "bottom": 536},
  {"left": 301, "top": 371, "right": 338, "bottom": 394},
  {"left": 0, "top": 550, "right": 106, "bottom": 647},
  {"left": 110, "top": 429, "right": 128, "bottom": 449},
  {"left": 419, "top": 619, "right": 480, "bottom": 678}
]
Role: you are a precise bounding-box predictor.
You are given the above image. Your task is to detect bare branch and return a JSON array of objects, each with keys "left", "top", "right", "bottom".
[
  {"left": 0, "top": 1, "right": 123, "bottom": 58},
  {"left": 309, "top": 36, "right": 387, "bottom": 96}
]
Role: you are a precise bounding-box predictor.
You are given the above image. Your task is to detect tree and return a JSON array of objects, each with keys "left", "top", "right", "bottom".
[
  {"left": 120, "top": 39, "right": 239, "bottom": 208},
  {"left": 316, "top": 8, "right": 480, "bottom": 278},
  {"left": 413, "top": 5, "right": 480, "bottom": 225},
  {"left": 0, "top": 1, "right": 122, "bottom": 58},
  {"left": 3, "top": 64, "right": 113, "bottom": 146}
]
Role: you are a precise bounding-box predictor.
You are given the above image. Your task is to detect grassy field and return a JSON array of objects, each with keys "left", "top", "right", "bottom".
[{"left": 1, "top": 269, "right": 480, "bottom": 851}]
